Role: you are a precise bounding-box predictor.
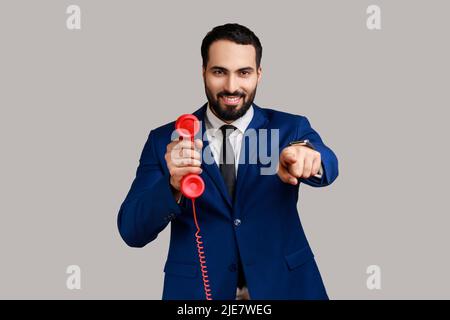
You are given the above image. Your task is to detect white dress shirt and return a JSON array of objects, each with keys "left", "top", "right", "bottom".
[{"left": 204, "top": 103, "right": 254, "bottom": 176}]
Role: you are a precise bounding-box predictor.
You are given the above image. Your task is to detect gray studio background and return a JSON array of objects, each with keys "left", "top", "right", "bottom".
[{"left": 1, "top": 0, "right": 449, "bottom": 299}]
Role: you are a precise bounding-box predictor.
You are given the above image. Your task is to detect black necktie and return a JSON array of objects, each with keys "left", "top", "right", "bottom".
[
  {"left": 219, "top": 125, "right": 237, "bottom": 202},
  {"left": 219, "top": 125, "right": 247, "bottom": 289}
]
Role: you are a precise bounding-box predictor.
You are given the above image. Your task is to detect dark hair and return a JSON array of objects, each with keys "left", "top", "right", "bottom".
[{"left": 201, "top": 23, "right": 262, "bottom": 69}]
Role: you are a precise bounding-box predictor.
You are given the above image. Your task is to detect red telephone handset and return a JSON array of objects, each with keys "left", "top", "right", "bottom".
[
  {"left": 175, "top": 114, "right": 205, "bottom": 199},
  {"left": 175, "top": 114, "right": 212, "bottom": 300}
]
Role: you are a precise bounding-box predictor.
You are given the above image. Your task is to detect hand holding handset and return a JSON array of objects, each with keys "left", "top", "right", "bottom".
[{"left": 175, "top": 114, "right": 212, "bottom": 300}]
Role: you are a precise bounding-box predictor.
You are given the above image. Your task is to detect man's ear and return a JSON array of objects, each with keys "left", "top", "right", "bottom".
[
  {"left": 202, "top": 65, "right": 206, "bottom": 79},
  {"left": 257, "top": 66, "right": 262, "bottom": 84}
]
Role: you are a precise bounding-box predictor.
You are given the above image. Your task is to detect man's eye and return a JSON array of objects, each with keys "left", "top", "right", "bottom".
[
  {"left": 213, "top": 70, "right": 223, "bottom": 75},
  {"left": 240, "top": 71, "right": 250, "bottom": 76}
]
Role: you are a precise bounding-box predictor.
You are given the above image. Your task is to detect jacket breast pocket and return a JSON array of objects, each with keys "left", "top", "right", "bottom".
[
  {"left": 164, "top": 261, "right": 198, "bottom": 278},
  {"left": 285, "top": 245, "right": 315, "bottom": 270}
]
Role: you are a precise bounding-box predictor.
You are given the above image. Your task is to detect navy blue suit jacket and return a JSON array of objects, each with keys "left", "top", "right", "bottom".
[{"left": 117, "top": 103, "right": 339, "bottom": 300}]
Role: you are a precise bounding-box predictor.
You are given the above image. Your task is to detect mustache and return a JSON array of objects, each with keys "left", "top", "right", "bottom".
[{"left": 218, "top": 91, "right": 245, "bottom": 98}]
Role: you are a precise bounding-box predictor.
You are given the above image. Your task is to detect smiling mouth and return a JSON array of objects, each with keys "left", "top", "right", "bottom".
[{"left": 221, "top": 96, "right": 242, "bottom": 105}]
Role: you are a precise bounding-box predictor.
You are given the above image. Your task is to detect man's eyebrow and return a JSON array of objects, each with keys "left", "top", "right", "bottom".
[
  {"left": 237, "top": 67, "right": 255, "bottom": 72},
  {"left": 210, "top": 66, "right": 255, "bottom": 72}
]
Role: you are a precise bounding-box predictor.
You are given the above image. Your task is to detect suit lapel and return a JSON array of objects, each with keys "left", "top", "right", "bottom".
[
  {"left": 234, "top": 104, "right": 269, "bottom": 208},
  {"left": 193, "top": 104, "right": 233, "bottom": 209}
]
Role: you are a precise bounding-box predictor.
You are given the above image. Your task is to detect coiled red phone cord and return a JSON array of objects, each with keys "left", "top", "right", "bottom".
[
  {"left": 191, "top": 198, "right": 213, "bottom": 300},
  {"left": 175, "top": 115, "right": 212, "bottom": 300}
]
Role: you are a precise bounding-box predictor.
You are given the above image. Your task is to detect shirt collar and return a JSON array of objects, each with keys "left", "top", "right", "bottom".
[{"left": 205, "top": 102, "right": 254, "bottom": 137}]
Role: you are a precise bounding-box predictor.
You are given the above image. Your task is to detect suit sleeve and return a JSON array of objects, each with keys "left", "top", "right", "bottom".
[
  {"left": 117, "top": 130, "right": 183, "bottom": 248},
  {"left": 297, "top": 116, "right": 339, "bottom": 187}
]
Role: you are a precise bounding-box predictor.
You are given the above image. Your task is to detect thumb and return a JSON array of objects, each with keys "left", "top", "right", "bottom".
[{"left": 194, "top": 139, "right": 203, "bottom": 149}]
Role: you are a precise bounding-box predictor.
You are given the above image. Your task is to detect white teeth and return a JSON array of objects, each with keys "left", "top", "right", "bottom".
[{"left": 223, "top": 96, "right": 240, "bottom": 102}]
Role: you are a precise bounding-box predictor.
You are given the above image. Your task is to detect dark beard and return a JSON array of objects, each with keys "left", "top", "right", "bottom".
[{"left": 204, "top": 84, "right": 257, "bottom": 122}]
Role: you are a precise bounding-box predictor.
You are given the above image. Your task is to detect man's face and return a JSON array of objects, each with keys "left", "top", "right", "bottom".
[{"left": 202, "top": 40, "right": 262, "bottom": 123}]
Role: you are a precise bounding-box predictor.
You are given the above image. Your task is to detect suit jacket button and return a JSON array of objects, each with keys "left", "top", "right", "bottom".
[{"left": 234, "top": 219, "right": 241, "bottom": 227}]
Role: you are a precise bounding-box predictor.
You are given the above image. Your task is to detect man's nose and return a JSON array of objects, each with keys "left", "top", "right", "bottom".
[{"left": 224, "top": 74, "right": 239, "bottom": 94}]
